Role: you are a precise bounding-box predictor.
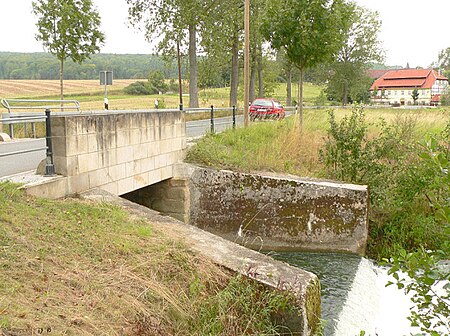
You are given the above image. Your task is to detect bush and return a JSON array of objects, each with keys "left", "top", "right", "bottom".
[{"left": 123, "top": 81, "right": 153, "bottom": 95}]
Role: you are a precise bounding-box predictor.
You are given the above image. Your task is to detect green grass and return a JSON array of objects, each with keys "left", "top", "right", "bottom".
[
  {"left": 187, "top": 107, "right": 450, "bottom": 177},
  {"left": 186, "top": 106, "right": 450, "bottom": 260},
  {"left": 0, "top": 182, "right": 300, "bottom": 335}
]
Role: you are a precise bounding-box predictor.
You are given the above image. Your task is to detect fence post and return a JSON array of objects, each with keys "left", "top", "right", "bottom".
[
  {"left": 44, "top": 109, "right": 56, "bottom": 176},
  {"left": 9, "top": 122, "right": 13, "bottom": 139},
  {"left": 210, "top": 105, "right": 215, "bottom": 133},
  {"left": 232, "top": 105, "right": 236, "bottom": 129}
]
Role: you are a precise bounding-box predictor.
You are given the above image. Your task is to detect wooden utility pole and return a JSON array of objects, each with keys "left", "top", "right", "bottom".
[
  {"left": 177, "top": 38, "right": 183, "bottom": 111},
  {"left": 243, "top": 0, "right": 250, "bottom": 127}
]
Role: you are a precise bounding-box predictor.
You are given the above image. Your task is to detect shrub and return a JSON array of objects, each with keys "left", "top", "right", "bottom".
[{"left": 123, "top": 81, "right": 153, "bottom": 95}]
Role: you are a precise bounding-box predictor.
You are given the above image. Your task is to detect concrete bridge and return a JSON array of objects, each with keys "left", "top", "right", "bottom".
[{"left": 25, "top": 109, "right": 186, "bottom": 198}]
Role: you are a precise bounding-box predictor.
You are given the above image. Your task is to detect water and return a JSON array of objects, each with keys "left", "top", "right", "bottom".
[{"left": 269, "top": 252, "right": 423, "bottom": 336}]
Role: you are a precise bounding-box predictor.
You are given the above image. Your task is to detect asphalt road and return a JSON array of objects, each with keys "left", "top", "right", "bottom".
[{"left": 0, "top": 138, "right": 46, "bottom": 178}]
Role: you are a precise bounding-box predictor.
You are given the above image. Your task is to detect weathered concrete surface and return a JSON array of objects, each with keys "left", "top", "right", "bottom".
[
  {"left": 122, "top": 178, "right": 190, "bottom": 223},
  {"left": 81, "top": 188, "right": 321, "bottom": 335},
  {"left": 177, "top": 164, "right": 369, "bottom": 255},
  {"left": 26, "top": 110, "right": 186, "bottom": 198}
]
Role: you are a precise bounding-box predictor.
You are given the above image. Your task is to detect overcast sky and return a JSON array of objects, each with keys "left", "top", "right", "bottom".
[{"left": 0, "top": 0, "right": 448, "bottom": 68}]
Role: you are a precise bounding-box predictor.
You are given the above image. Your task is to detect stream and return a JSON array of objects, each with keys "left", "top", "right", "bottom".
[{"left": 270, "top": 252, "right": 423, "bottom": 336}]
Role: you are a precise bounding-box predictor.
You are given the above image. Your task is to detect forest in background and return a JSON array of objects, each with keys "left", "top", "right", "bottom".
[{"left": 0, "top": 52, "right": 182, "bottom": 80}]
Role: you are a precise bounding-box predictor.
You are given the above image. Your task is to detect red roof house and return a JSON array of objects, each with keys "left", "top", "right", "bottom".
[{"left": 370, "top": 69, "right": 448, "bottom": 105}]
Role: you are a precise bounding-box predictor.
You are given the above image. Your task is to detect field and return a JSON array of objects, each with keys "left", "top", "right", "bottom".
[{"left": 0, "top": 79, "right": 323, "bottom": 112}]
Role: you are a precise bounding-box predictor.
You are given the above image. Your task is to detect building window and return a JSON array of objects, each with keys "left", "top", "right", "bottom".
[{"left": 401, "top": 90, "right": 404, "bottom": 95}]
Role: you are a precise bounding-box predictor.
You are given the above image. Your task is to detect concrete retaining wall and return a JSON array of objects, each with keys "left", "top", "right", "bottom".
[
  {"left": 27, "top": 110, "right": 186, "bottom": 198},
  {"left": 82, "top": 188, "right": 321, "bottom": 335},
  {"left": 178, "top": 165, "right": 369, "bottom": 255}
]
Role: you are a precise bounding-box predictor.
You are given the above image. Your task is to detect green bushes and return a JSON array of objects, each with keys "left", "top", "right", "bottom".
[
  {"left": 123, "top": 70, "right": 169, "bottom": 95},
  {"left": 320, "top": 106, "right": 449, "bottom": 259}
]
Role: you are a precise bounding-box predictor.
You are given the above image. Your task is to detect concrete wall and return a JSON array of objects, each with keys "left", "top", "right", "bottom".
[
  {"left": 122, "top": 177, "right": 190, "bottom": 223},
  {"left": 27, "top": 111, "right": 186, "bottom": 198},
  {"left": 178, "top": 165, "right": 369, "bottom": 255},
  {"left": 82, "top": 188, "right": 322, "bottom": 335}
]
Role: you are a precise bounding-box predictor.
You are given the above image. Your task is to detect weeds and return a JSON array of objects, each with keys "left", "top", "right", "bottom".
[{"left": 0, "top": 182, "right": 297, "bottom": 335}]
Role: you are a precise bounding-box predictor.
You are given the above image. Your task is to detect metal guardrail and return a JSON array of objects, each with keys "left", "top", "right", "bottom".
[
  {"left": 0, "top": 99, "right": 80, "bottom": 176},
  {"left": 1, "top": 99, "right": 80, "bottom": 139},
  {"left": 1, "top": 99, "right": 81, "bottom": 113}
]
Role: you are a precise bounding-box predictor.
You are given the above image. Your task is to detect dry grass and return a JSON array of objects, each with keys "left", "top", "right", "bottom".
[
  {"left": 0, "top": 182, "right": 231, "bottom": 335},
  {"left": 0, "top": 79, "right": 140, "bottom": 98}
]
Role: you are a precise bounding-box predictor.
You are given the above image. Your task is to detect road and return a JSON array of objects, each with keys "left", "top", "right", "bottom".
[{"left": 0, "top": 138, "right": 46, "bottom": 178}]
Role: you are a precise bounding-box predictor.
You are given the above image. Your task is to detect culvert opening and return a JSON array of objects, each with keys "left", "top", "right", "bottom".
[{"left": 120, "top": 177, "right": 189, "bottom": 223}]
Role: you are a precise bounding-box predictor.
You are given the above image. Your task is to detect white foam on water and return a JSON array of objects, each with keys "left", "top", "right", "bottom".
[
  {"left": 373, "top": 267, "right": 420, "bottom": 336},
  {"left": 334, "top": 258, "right": 379, "bottom": 336},
  {"left": 333, "top": 259, "right": 428, "bottom": 336}
]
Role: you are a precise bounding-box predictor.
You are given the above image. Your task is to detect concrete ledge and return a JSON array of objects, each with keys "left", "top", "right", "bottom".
[
  {"left": 176, "top": 164, "right": 369, "bottom": 255},
  {"left": 81, "top": 188, "right": 321, "bottom": 335},
  {"left": 0, "top": 132, "right": 11, "bottom": 142}
]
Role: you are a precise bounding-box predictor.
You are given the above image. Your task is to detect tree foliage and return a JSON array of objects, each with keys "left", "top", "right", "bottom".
[
  {"left": 127, "top": 0, "right": 209, "bottom": 108},
  {"left": 32, "top": 0, "right": 104, "bottom": 99},
  {"left": 261, "top": 0, "right": 352, "bottom": 124},
  {"left": 0, "top": 52, "right": 182, "bottom": 80},
  {"left": 324, "top": 4, "right": 384, "bottom": 104}
]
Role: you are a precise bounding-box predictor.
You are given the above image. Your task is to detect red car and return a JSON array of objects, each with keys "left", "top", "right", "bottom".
[{"left": 249, "top": 98, "right": 285, "bottom": 120}]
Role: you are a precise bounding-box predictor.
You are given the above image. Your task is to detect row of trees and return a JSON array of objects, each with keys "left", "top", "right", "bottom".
[
  {"left": 125, "top": 0, "right": 385, "bottom": 109},
  {"left": 30, "top": 0, "right": 385, "bottom": 106}
]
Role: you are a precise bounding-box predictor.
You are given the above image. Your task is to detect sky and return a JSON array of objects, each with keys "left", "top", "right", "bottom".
[{"left": 0, "top": 0, "right": 449, "bottom": 68}]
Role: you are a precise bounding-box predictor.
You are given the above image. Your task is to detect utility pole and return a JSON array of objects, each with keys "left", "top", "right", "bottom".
[
  {"left": 177, "top": 38, "right": 183, "bottom": 111},
  {"left": 243, "top": 0, "right": 250, "bottom": 127}
]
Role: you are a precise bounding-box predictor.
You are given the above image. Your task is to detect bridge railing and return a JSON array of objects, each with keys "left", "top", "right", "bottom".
[
  {"left": 1, "top": 99, "right": 80, "bottom": 139},
  {"left": 0, "top": 99, "right": 80, "bottom": 176},
  {"left": 184, "top": 105, "right": 298, "bottom": 135}
]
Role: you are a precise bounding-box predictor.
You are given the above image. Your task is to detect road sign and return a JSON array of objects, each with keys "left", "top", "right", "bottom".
[{"left": 100, "top": 71, "right": 113, "bottom": 85}]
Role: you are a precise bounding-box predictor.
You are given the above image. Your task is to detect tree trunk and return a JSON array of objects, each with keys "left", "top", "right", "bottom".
[
  {"left": 257, "top": 46, "right": 263, "bottom": 97},
  {"left": 249, "top": 66, "right": 256, "bottom": 102},
  {"left": 188, "top": 24, "right": 199, "bottom": 108},
  {"left": 229, "top": 32, "right": 239, "bottom": 107},
  {"left": 59, "top": 58, "right": 64, "bottom": 101},
  {"left": 286, "top": 67, "right": 292, "bottom": 106},
  {"left": 299, "top": 68, "right": 304, "bottom": 130},
  {"left": 343, "top": 79, "right": 348, "bottom": 105}
]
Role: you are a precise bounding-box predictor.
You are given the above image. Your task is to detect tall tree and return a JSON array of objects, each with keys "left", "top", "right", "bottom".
[
  {"left": 200, "top": 0, "right": 243, "bottom": 107},
  {"left": 127, "top": 0, "right": 207, "bottom": 108},
  {"left": 32, "top": 0, "right": 104, "bottom": 101},
  {"left": 261, "top": 0, "right": 351, "bottom": 126},
  {"left": 326, "top": 4, "right": 384, "bottom": 104}
]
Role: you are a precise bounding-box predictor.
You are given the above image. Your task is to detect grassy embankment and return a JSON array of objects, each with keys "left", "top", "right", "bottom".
[
  {"left": 0, "top": 182, "right": 299, "bottom": 335},
  {"left": 186, "top": 106, "right": 450, "bottom": 259}
]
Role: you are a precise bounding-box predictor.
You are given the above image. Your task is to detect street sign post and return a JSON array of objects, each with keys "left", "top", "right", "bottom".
[{"left": 100, "top": 71, "right": 113, "bottom": 110}]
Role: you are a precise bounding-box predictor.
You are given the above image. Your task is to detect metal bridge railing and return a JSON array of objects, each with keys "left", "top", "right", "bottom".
[
  {"left": 0, "top": 99, "right": 81, "bottom": 176},
  {"left": 1, "top": 99, "right": 81, "bottom": 139}
]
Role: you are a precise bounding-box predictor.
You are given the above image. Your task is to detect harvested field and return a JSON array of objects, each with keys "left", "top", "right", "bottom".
[{"left": 0, "top": 79, "right": 141, "bottom": 98}]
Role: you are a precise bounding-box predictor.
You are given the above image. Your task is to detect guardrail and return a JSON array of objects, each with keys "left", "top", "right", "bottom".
[
  {"left": 184, "top": 105, "right": 298, "bottom": 134},
  {"left": 1, "top": 99, "right": 81, "bottom": 139},
  {"left": 0, "top": 99, "right": 81, "bottom": 176}
]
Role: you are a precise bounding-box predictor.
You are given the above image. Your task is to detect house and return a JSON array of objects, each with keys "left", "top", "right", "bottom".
[{"left": 369, "top": 69, "right": 448, "bottom": 106}]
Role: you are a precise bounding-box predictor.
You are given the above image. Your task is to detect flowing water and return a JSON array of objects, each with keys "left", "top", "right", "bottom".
[{"left": 270, "top": 252, "right": 423, "bottom": 336}]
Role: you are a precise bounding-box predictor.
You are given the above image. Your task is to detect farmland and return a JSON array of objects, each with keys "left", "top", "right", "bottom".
[{"left": 0, "top": 79, "right": 323, "bottom": 112}]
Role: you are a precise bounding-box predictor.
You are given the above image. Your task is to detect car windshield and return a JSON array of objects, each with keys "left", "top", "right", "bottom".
[
  {"left": 252, "top": 99, "right": 272, "bottom": 107},
  {"left": 274, "top": 101, "right": 282, "bottom": 107}
]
